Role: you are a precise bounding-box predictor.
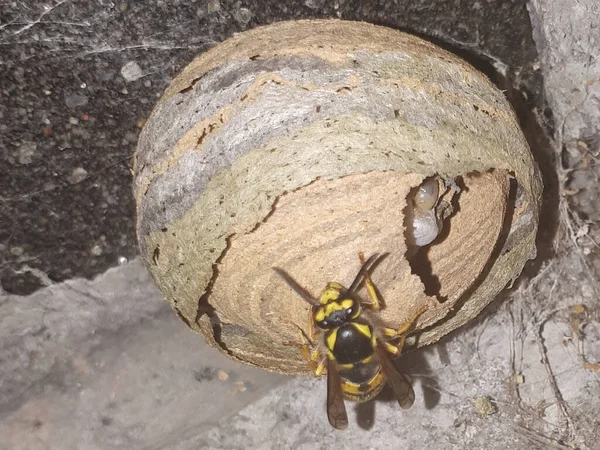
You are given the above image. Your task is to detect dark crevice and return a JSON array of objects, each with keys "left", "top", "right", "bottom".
[
  {"left": 193, "top": 234, "right": 235, "bottom": 355},
  {"left": 404, "top": 176, "right": 466, "bottom": 302},
  {"left": 413, "top": 174, "right": 518, "bottom": 341},
  {"left": 174, "top": 307, "right": 191, "bottom": 328},
  {"left": 196, "top": 123, "right": 218, "bottom": 147},
  {"left": 152, "top": 245, "right": 160, "bottom": 265},
  {"left": 247, "top": 195, "right": 282, "bottom": 234},
  {"left": 245, "top": 176, "right": 325, "bottom": 235},
  {"left": 178, "top": 76, "right": 203, "bottom": 95},
  {"left": 247, "top": 171, "right": 398, "bottom": 238},
  {"left": 499, "top": 80, "right": 560, "bottom": 277}
]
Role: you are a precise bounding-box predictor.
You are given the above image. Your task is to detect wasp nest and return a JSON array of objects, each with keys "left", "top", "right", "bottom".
[{"left": 134, "top": 20, "right": 542, "bottom": 375}]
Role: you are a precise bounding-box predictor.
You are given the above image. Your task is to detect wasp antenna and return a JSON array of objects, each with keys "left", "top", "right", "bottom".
[
  {"left": 348, "top": 252, "right": 389, "bottom": 293},
  {"left": 273, "top": 267, "right": 320, "bottom": 306}
]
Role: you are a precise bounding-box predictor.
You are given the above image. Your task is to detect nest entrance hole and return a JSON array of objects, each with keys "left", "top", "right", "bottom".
[{"left": 405, "top": 171, "right": 516, "bottom": 303}]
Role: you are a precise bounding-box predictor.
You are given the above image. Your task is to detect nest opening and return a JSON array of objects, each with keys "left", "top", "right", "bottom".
[{"left": 404, "top": 171, "right": 514, "bottom": 306}]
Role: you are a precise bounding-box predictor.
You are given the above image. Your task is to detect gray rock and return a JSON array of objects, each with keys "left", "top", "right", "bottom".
[
  {"left": 120, "top": 61, "right": 144, "bottom": 82},
  {"left": 65, "top": 93, "right": 89, "bottom": 109},
  {"left": 15, "top": 142, "right": 36, "bottom": 165}
]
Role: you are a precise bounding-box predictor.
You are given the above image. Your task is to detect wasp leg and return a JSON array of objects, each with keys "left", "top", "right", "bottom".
[
  {"left": 303, "top": 308, "right": 324, "bottom": 372},
  {"left": 358, "top": 252, "right": 382, "bottom": 311},
  {"left": 283, "top": 317, "right": 326, "bottom": 377},
  {"left": 288, "top": 340, "right": 325, "bottom": 375},
  {"left": 299, "top": 339, "right": 327, "bottom": 377},
  {"left": 382, "top": 305, "right": 429, "bottom": 354},
  {"left": 284, "top": 337, "right": 326, "bottom": 376},
  {"left": 306, "top": 307, "right": 318, "bottom": 342},
  {"left": 311, "top": 356, "right": 327, "bottom": 377},
  {"left": 287, "top": 342, "right": 326, "bottom": 376}
]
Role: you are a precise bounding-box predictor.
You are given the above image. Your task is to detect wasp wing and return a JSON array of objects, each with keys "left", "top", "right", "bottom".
[
  {"left": 326, "top": 361, "right": 349, "bottom": 430},
  {"left": 375, "top": 344, "right": 415, "bottom": 410}
]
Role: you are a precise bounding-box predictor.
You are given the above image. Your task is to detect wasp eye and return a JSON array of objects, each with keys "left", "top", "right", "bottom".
[
  {"left": 346, "top": 307, "right": 354, "bottom": 317},
  {"left": 321, "top": 320, "right": 328, "bottom": 328}
]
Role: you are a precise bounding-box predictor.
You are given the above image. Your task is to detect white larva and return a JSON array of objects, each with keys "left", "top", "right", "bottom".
[
  {"left": 411, "top": 208, "right": 441, "bottom": 247},
  {"left": 413, "top": 177, "right": 439, "bottom": 211},
  {"left": 408, "top": 177, "right": 446, "bottom": 247}
]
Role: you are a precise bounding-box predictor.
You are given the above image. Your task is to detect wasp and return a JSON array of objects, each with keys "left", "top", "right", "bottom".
[{"left": 274, "top": 253, "right": 427, "bottom": 430}]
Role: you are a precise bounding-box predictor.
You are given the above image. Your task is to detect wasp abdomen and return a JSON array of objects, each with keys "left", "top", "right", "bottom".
[
  {"left": 339, "top": 358, "right": 380, "bottom": 384},
  {"left": 330, "top": 323, "right": 374, "bottom": 365},
  {"left": 338, "top": 358, "right": 386, "bottom": 403}
]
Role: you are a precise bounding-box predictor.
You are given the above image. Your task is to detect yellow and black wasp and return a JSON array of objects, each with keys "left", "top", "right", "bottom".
[{"left": 274, "top": 253, "right": 427, "bottom": 430}]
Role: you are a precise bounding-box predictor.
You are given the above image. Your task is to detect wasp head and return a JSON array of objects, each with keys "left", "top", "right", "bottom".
[{"left": 313, "top": 285, "right": 361, "bottom": 329}]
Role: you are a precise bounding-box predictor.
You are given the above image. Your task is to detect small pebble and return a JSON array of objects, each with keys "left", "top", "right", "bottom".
[
  {"left": 474, "top": 396, "right": 497, "bottom": 416},
  {"left": 217, "top": 370, "right": 229, "bottom": 381},
  {"left": 124, "top": 131, "right": 138, "bottom": 143},
  {"left": 207, "top": 0, "right": 220, "bottom": 13},
  {"left": 234, "top": 7, "right": 252, "bottom": 25},
  {"left": 515, "top": 374, "right": 524, "bottom": 384},
  {"left": 120, "top": 61, "right": 143, "bottom": 82},
  {"left": 304, "top": 0, "right": 324, "bottom": 9},
  {"left": 91, "top": 245, "right": 103, "bottom": 256},
  {"left": 65, "top": 93, "right": 89, "bottom": 109},
  {"left": 10, "top": 246, "right": 24, "bottom": 257},
  {"left": 69, "top": 167, "right": 88, "bottom": 184},
  {"left": 13, "top": 67, "right": 25, "bottom": 82},
  {"left": 16, "top": 142, "right": 37, "bottom": 165}
]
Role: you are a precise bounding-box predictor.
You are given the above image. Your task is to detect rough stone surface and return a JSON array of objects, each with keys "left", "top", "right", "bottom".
[
  {"left": 528, "top": 0, "right": 600, "bottom": 281},
  {"left": 1, "top": 253, "right": 598, "bottom": 449},
  {"left": 529, "top": 1, "right": 600, "bottom": 150},
  {"left": 0, "top": 259, "right": 286, "bottom": 450},
  {"left": 0, "top": 0, "right": 540, "bottom": 295}
]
